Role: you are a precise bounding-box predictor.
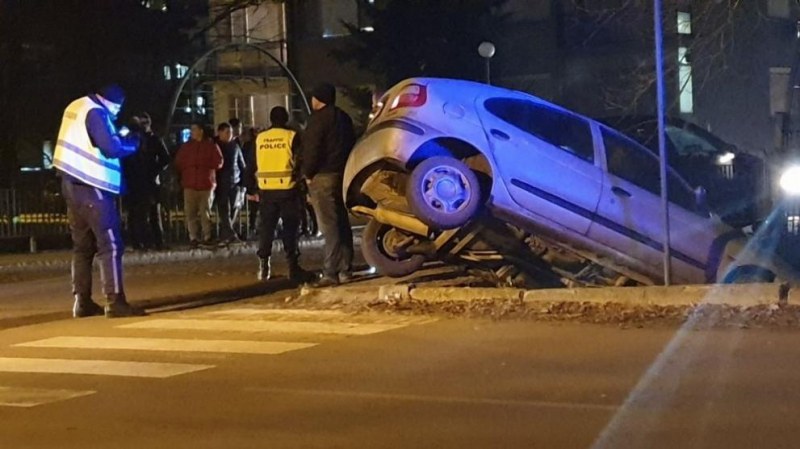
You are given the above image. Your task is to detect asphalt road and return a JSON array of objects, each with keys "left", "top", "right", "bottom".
[{"left": 0, "top": 298, "right": 798, "bottom": 448}]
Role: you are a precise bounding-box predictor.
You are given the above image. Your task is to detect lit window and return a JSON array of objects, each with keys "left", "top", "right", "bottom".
[
  {"left": 677, "top": 11, "right": 692, "bottom": 35},
  {"left": 163, "top": 65, "right": 171, "bottom": 81},
  {"left": 678, "top": 47, "right": 693, "bottom": 114},
  {"left": 361, "top": 26, "right": 375, "bottom": 32},
  {"left": 175, "top": 64, "right": 188, "bottom": 79}
]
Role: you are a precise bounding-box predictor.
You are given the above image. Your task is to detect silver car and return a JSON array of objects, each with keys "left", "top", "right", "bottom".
[{"left": 344, "top": 78, "right": 791, "bottom": 286}]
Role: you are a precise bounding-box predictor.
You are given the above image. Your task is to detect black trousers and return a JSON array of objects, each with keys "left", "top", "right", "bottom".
[
  {"left": 216, "top": 184, "right": 242, "bottom": 240},
  {"left": 257, "top": 189, "right": 300, "bottom": 264},
  {"left": 127, "top": 191, "right": 164, "bottom": 249},
  {"left": 62, "top": 178, "right": 125, "bottom": 298},
  {"left": 308, "top": 173, "right": 353, "bottom": 279}
]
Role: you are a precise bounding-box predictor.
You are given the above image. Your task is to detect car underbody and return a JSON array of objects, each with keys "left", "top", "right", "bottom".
[{"left": 352, "top": 167, "right": 659, "bottom": 289}]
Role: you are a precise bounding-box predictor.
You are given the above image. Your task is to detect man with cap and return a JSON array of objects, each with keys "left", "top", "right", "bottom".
[
  {"left": 54, "top": 84, "right": 146, "bottom": 318},
  {"left": 302, "top": 83, "right": 356, "bottom": 286},
  {"left": 246, "top": 106, "right": 312, "bottom": 282}
]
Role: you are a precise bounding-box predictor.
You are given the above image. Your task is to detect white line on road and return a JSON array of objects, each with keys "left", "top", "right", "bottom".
[
  {"left": 0, "top": 386, "right": 95, "bottom": 408},
  {"left": 205, "top": 308, "right": 349, "bottom": 317},
  {"left": 16, "top": 337, "right": 318, "bottom": 355},
  {"left": 0, "top": 358, "right": 213, "bottom": 378},
  {"left": 248, "top": 387, "right": 619, "bottom": 412},
  {"left": 118, "top": 319, "right": 408, "bottom": 336}
]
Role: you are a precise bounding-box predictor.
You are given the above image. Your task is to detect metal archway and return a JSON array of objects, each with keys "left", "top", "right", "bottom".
[{"left": 164, "top": 42, "right": 311, "bottom": 134}]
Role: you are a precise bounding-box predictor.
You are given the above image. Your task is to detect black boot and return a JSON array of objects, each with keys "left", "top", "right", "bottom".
[
  {"left": 258, "top": 258, "right": 272, "bottom": 281},
  {"left": 73, "top": 294, "right": 104, "bottom": 318},
  {"left": 105, "top": 293, "right": 147, "bottom": 318},
  {"left": 288, "top": 260, "right": 314, "bottom": 283}
]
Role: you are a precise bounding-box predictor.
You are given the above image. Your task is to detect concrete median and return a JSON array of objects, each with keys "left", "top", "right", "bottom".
[{"left": 302, "top": 280, "right": 791, "bottom": 309}]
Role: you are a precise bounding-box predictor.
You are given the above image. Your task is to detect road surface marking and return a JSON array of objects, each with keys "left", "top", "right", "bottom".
[
  {"left": 249, "top": 387, "right": 619, "bottom": 412},
  {"left": 0, "top": 386, "right": 95, "bottom": 408},
  {"left": 17, "top": 337, "right": 317, "bottom": 355},
  {"left": 0, "top": 358, "right": 213, "bottom": 378},
  {"left": 119, "top": 319, "right": 408, "bottom": 336},
  {"left": 202, "top": 308, "right": 438, "bottom": 325},
  {"left": 205, "top": 308, "right": 349, "bottom": 317}
]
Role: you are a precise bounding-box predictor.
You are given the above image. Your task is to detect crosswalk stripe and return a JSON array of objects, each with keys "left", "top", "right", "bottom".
[
  {"left": 0, "top": 358, "right": 213, "bottom": 378},
  {"left": 0, "top": 386, "right": 96, "bottom": 408},
  {"left": 205, "top": 308, "right": 349, "bottom": 317},
  {"left": 119, "top": 319, "right": 408, "bottom": 336},
  {"left": 202, "top": 309, "right": 438, "bottom": 325},
  {"left": 16, "top": 337, "right": 317, "bottom": 355}
]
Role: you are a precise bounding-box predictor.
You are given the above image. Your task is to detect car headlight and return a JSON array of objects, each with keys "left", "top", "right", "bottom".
[{"left": 779, "top": 165, "right": 800, "bottom": 195}]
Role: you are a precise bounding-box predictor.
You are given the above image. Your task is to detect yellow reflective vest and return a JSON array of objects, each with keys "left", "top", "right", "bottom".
[
  {"left": 255, "top": 127, "right": 296, "bottom": 190},
  {"left": 53, "top": 96, "right": 123, "bottom": 194}
]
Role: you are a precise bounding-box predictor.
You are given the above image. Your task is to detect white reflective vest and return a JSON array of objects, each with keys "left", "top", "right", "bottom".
[
  {"left": 255, "top": 127, "right": 296, "bottom": 190},
  {"left": 53, "top": 96, "right": 123, "bottom": 194}
]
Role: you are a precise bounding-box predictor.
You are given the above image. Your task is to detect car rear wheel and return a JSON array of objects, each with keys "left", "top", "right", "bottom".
[
  {"left": 406, "top": 156, "right": 481, "bottom": 230},
  {"left": 362, "top": 219, "right": 426, "bottom": 277}
]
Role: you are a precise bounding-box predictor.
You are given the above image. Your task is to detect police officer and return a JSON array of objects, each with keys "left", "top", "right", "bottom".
[
  {"left": 54, "top": 84, "right": 145, "bottom": 318},
  {"left": 246, "top": 106, "right": 312, "bottom": 282}
]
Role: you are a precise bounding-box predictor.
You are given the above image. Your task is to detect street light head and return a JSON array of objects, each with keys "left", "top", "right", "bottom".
[{"left": 478, "top": 41, "right": 496, "bottom": 59}]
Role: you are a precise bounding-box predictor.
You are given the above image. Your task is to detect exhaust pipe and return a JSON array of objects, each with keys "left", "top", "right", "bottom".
[{"left": 352, "top": 205, "right": 429, "bottom": 237}]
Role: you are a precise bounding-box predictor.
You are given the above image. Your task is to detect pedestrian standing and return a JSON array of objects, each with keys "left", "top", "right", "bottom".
[
  {"left": 242, "top": 126, "right": 261, "bottom": 238},
  {"left": 302, "top": 83, "right": 356, "bottom": 287},
  {"left": 54, "top": 84, "right": 145, "bottom": 318},
  {"left": 174, "top": 122, "right": 223, "bottom": 248},
  {"left": 246, "top": 106, "right": 312, "bottom": 282},
  {"left": 123, "top": 112, "right": 170, "bottom": 250},
  {"left": 215, "top": 122, "right": 247, "bottom": 245},
  {"left": 229, "top": 117, "right": 243, "bottom": 147}
]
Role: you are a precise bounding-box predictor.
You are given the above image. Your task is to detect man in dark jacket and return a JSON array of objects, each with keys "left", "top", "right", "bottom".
[
  {"left": 215, "top": 122, "right": 247, "bottom": 245},
  {"left": 302, "top": 83, "right": 356, "bottom": 286},
  {"left": 124, "top": 112, "right": 171, "bottom": 250}
]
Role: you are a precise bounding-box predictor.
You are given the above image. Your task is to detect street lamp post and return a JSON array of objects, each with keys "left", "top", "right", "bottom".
[
  {"left": 653, "top": 0, "right": 672, "bottom": 285},
  {"left": 478, "top": 41, "right": 496, "bottom": 85}
]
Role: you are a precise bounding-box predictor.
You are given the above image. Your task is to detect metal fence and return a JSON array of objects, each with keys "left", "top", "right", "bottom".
[
  {"left": 0, "top": 184, "right": 261, "bottom": 246},
  {"left": 0, "top": 188, "right": 71, "bottom": 239}
]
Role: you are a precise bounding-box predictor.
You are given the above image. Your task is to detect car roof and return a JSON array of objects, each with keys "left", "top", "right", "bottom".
[{"left": 405, "top": 77, "right": 581, "bottom": 117}]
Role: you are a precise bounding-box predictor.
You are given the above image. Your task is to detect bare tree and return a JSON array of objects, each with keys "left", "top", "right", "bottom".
[{"left": 563, "top": 0, "right": 760, "bottom": 115}]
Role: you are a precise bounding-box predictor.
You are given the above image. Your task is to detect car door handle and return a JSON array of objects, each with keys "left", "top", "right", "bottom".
[
  {"left": 490, "top": 129, "right": 510, "bottom": 140},
  {"left": 612, "top": 186, "right": 632, "bottom": 198}
]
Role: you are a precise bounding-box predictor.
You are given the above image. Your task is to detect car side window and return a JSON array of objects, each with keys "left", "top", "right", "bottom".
[
  {"left": 604, "top": 129, "right": 661, "bottom": 193},
  {"left": 603, "top": 129, "right": 697, "bottom": 212},
  {"left": 485, "top": 98, "right": 594, "bottom": 162}
]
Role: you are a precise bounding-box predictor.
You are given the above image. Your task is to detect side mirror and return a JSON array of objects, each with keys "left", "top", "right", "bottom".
[{"left": 694, "top": 186, "right": 709, "bottom": 214}]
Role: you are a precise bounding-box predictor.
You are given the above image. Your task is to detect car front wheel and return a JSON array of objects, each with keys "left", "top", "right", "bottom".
[
  {"left": 722, "top": 265, "right": 776, "bottom": 284},
  {"left": 362, "top": 219, "right": 426, "bottom": 277},
  {"left": 406, "top": 156, "right": 481, "bottom": 230}
]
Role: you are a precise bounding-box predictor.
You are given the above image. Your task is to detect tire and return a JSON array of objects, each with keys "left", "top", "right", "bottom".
[
  {"left": 722, "top": 265, "right": 776, "bottom": 284},
  {"left": 362, "top": 219, "right": 425, "bottom": 277},
  {"left": 406, "top": 156, "right": 481, "bottom": 230}
]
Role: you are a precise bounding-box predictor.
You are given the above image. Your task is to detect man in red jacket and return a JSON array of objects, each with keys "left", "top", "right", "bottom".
[{"left": 175, "top": 122, "right": 224, "bottom": 248}]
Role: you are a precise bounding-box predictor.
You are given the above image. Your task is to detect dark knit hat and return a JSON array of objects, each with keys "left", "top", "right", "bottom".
[
  {"left": 310, "top": 83, "right": 336, "bottom": 106},
  {"left": 270, "top": 106, "right": 289, "bottom": 126},
  {"left": 98, "top": 84, "right": 126, "bottom": 105}
]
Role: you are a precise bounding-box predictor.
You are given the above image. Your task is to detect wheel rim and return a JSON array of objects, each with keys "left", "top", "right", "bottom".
[
  {"left": 420, "top": 165, "right": 471, "bottom": 214},
  {"left": 378, "top": 227, "right": 409, "bottom": 261}
]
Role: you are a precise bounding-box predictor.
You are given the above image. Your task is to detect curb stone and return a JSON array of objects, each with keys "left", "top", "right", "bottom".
[{"left": 300, "top": 283, "right": 791, "bottom": 308}]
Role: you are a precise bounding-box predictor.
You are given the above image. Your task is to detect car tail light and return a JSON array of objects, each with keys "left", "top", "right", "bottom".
[{"left": 389, "top": 84, "right": 427, "bottom": 110}]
